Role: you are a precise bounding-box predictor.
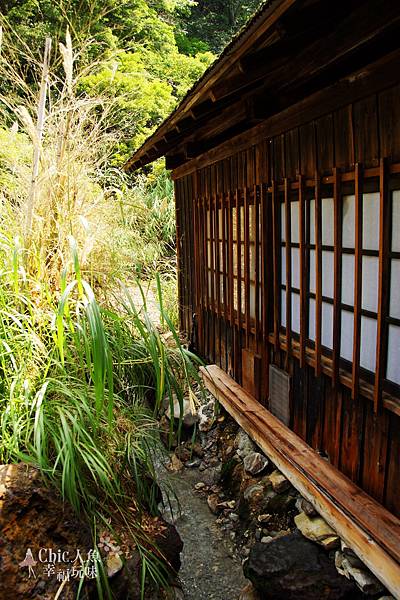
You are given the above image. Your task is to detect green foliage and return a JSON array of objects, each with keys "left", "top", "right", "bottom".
[{"left": 177, "top": 0, "right": 265, "bottom": 53}]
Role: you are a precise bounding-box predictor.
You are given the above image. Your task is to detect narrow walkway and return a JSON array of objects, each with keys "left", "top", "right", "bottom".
[{"left": 159, "top": 464, "right": 246, "bottom": 600}]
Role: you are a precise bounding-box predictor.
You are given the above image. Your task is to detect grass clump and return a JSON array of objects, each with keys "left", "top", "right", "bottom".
[{"left": 0, "top": 26, "right": 200, "bottom": 597}]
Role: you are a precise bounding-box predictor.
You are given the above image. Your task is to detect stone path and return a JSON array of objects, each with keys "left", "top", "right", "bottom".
[{"left": 159, "top": 464, "right": 246, "bottom": 600}]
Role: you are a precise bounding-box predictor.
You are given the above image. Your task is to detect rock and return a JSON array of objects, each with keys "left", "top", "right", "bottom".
[
  {"left": 194, "top": 482, "right": 206, "bottom": 490},
  {"left": 239, "top": 582, "right": 260, "bottom": 600},
  {"left": 229, "top": 512, "right": 239, "bottom": 522},
  {"left": 257, "top": 514, "right": 272, "bottom": 523},
  {"left": 198, "top": 400, "right": 216, "bottom": 432},
  {"left": 235, "top": 430, "right": 256, "bottom": 459},
  {"left": 207, "top": 493, "right": 220, "bottom": 514},
  {"left": 269, "top": 470, "right": 291, "bottom": 493},
  {"left": 165, "top": 394, "right": 198, "bottom": 427},
  {"left": 295, "top": 512, "right": 340, "bottom": 550},
  {"left": 107, "top": 553, "right": 124, "bottom": 577},
  {"left": 244, "top": 531, "right": 362, "bottom": 600},
  {"left": 335, "top": 551, "right": 384, "bottom": 595},
  {"left": 168, "top": 454, "right": 184, "bottom": 472},
  {"left": 174, "top": 444, "right": 191, "bottom": 463},
  {"left": 185, "top": 458, "right": 201, "bottom": 468},
  {"left": 243, "top": 452, "right": 269, "bottom": 475},
  {"left": 191, "top": 442, "right": 205, "bottom": 458},
  {"left": 0, "top": 463, "right": 93, "bottom": 599},
  {"left": 266, "top": 491, "right": 296, "bottom": 514},
  {"left": 296, "top": 497, "right": 318, "bottom": 517},
  {"left": 244, "top": 484, "right": 264, "bottom": 501},
  {"left": 261, "top": 536, "right": 274, "bottom": 544}
]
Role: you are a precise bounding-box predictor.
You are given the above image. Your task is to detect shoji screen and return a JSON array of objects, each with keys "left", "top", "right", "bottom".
[{"left": 387, "top": 190, "right": 400, "bottom": 386}]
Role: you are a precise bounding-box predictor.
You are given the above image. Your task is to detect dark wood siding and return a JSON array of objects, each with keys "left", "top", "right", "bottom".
[{"left": 174, "top": 79, "right": 400, "bottom": 517}]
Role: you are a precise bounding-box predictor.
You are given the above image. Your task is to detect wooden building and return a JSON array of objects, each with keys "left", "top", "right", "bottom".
[{"left": 126, "top": 0, "right": 400, "bottom": 594}]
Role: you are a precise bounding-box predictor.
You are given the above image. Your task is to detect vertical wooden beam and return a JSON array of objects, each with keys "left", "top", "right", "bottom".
[
  {"left": 261, "top": 182, "right": 270, "bottom": 401},
  {"left": 271, "top": 180, "right": 280, "bottom": 353},
  {"left": 215, "top": 193, "right": 221, "bottom": 366},
  {"left": 209, "top": 193, "right": 215, "bottom": 362},
  {"left": 228, "top": 191, "right": 234, "bottom": 327},
  {"left": 236, "top": 189, "right": 242, "bottom": 334},
  {"left": 374, "top": 158, "right": 390, "bottom": 414},
  {"left": 352, "top": 163, "right": 363, "bottom": 399},
  {"left": 193, "top": 174, "right": 203, "bottom": 353},
  {"left": 175, "top": 181, "right": 184, "bottom": 333},
  {"left": 284, "top": 178, "right": 292, "bottom": 369},
  {"left": 298, "top": 174, "right": 306, "bottom": 368},
  {"left": 244, "top": 187, "right": 251, "bottom": 347},
  {"left": 314, "top": 172, "right": 322, "bottom": 377},
  {"left": 222, "top": 191, "right": 228, "bottom": 323},
  {"left": 332, "top": 167, "right": 342, "bottom": 388},
  {"left": 254, "top": 184, "right": 260, "bottom": 353}
]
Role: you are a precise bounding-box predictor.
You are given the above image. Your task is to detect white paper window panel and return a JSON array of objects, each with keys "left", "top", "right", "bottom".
[
  {"left": 280, "top": 291, "right": 300, "bottom": 333},
  {"left": 291, "top": 201, "right": 300, "bottom": 244},
  {"left": 390, "top": 259, "right": 400, "bottom": 319},
  {"left": 250, "top": 283, "right": 256, "bottom": 319},
  {"left": 232, "top": 242, "right": 238, "bottom": 276},
  {"left": 233, "top": 277, "right": 237, "bottom": 310},
  {"left": 309, "top": 298, "right": 315, "bottom": 340},
  {"left": 232, "top": 208, "right": 237, "bottom": 241},
  {"left": 249, "top": 243, "right": 256, "bottom": 276},
  {"left": 342, "top": 195, "right": 355, "bottom": 248},
  {"left": 360, "top": 316, "right": 377, "bottom": 372},
  {"left": 322, "top": 302, "right": 333, "bottom": 349},
  {"left": 240, "top": 206, "right": 245, "bottom": 239},
  {"left": 322, "top": 250, "right": 334, "bottom": 298},
  {"left": 393, "top": 191, "right": 400, "bottom": 252},
  {"left": 309, "top": 250, "right": 316, "bottom": 293},
  {"left": 309, "top": 199, "right": 315, "bottom": 244},
  {"left": 292, "top": 247, "right": 300, "bottom": 289},
  {"left": 208, "top": 271, "right": 215, "bottom": 293},
  {"left": 340, "top": 310, "right": 354, "bottom": 362},
  {"left": 387, "top": 325, "right": 400, "bottom": 385},
  {"left": 207, "top": 241, "right": 213, "bottom": 269},
  {"left": 281, "top": 289, "right": 286, "bottom": 327},
  {"left": 308, "top": 299, "right": 333, "bottom": 348},
  {"left": 361, "top": 255, "right": 379, "bottom": 312},
  {"left": 363, "top": 192, "right": 380, "bottom": 251},
  {"left": 322, "top": 197, "right": 334, "bottom": 245},
  {"left": 281, "top": 247, "right": 286, "bottom": 284},
  {"left": 218, "top": 208, "right": 224, "bottom": 238},
  {"left": 292, "top": 292, "right": 300, "bottom": 333},
  {"left": 309, "top": 250, "right": 335, "bottom": 298},
  {"left": 341, "top": 254, "right": 355, "bottom": 306},
  {"left": 281, "top": 247, "right": 300, "bottom": 289},
  {"left": 281, "top": 202, "right": 286, "bottom": 242},
  {"left": 308, "top": 198, "right": 334, "bottom": 244}
]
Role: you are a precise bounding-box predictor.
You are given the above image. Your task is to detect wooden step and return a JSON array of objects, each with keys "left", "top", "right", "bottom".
[{"left": 200, "top": 364, "right": 400, "bottom": 598}]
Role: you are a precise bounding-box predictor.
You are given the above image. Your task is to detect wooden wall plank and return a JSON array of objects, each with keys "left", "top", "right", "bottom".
[
  {"left": 284, "top": 178, "right": 292, "bottom": 369},
  {"left": 354, "top": 95, "right": 379, "bottom": 167},
  {"left": 332, "top": 167, "right": 342, "bottom": 388},
  {"left": 315, "top": 114, "right": 334, "bottom": 174},
  {"left": 314, "top": 173, "right": 322, "bottom": 377},
  {"left": 299, "top": 122, "right": 316, "bottom": 177},
  {"left": 352, "top": 163, "right": 363, "bottom": 399},
  {"left": 334, "top": 105, "right": 354, "bottom": 169},
  {"left": 379, "top": 84, "right": 400, "bottom": 162}
]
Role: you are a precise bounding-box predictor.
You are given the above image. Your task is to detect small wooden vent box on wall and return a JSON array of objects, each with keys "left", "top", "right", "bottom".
[{"left": 269, "top": 365, "right": 291, "bottom": 427}]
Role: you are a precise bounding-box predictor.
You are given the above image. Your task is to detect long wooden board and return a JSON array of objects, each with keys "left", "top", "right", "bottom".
[{"left": 200, "top": 364, "right": 400, "bottom": 598}]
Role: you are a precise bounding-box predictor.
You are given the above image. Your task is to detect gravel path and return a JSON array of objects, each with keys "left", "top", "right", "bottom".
[{"left": 159, "top": 465, "right": 246, "bottom": 600}]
